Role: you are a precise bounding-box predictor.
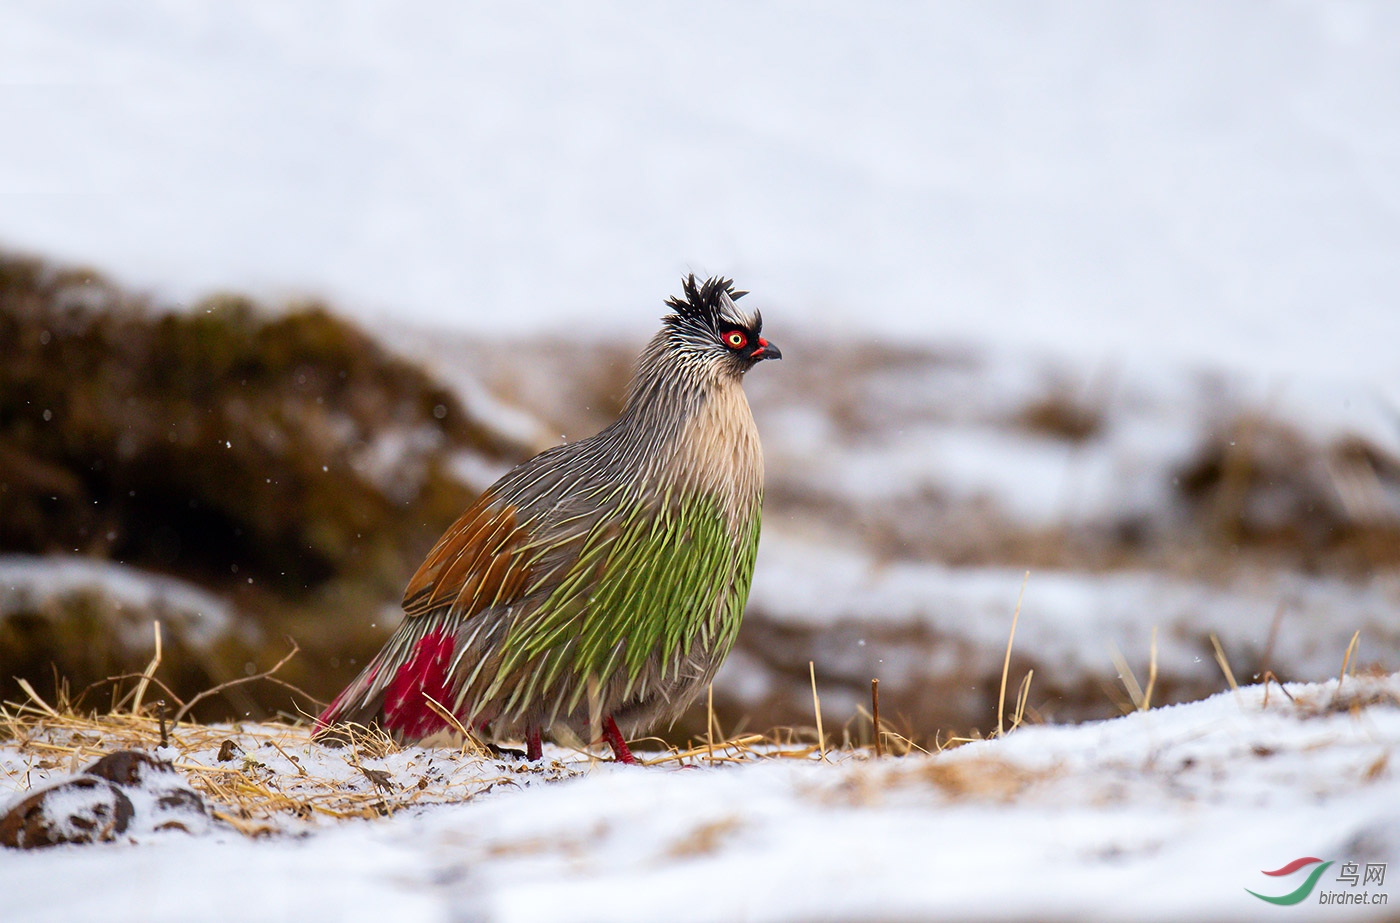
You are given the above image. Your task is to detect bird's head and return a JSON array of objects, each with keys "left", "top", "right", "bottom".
[{"left": 660, "top": 274, "right": 781, "bottom": 378}]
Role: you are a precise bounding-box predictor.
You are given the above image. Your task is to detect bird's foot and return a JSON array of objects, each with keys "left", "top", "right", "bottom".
[
  {"left": 526, "top": 726, "right": 543, "bottom": 762},
  {"left": 602, "top": 716, "right": 637, "bottom": 765}
]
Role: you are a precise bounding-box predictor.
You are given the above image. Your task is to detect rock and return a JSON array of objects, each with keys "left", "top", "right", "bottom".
[
  {"left": 85, "top": 749, "right": 177, "bottom": 787},
  {"left": 0, "top": 776, "right": 134, "bottom": 849},
  {"left": 0, "top": 749, "right": 208, "bottom": 849}
]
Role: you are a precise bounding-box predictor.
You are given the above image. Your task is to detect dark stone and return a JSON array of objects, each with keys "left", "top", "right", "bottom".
[
  {"left": 84, "top": 749, "right": 174, "bottom": 787},
  {"left": 155, "top": 788, "right": 206, "bottom": 816},
  {"left": 1, "top": 749, "right": 209, "bottom": 849},
  {"left": 0, "top": 776, "right": 134, "bottom": 849}
]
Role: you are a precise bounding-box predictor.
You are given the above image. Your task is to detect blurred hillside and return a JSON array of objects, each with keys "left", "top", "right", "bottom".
[
  {"left": 4, "top": 250, "right": 1400, "bottom": 742},
  {"left": 0, "top": 252, "right": 528, "bottom": 720}
]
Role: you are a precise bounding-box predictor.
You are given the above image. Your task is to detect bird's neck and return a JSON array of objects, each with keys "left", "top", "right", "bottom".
[
  {"left": 617, "top": 331, "right": 717, "bottom": 440},
  {"left": 616, "top": 337, "right": 763, "bottom": 527}
]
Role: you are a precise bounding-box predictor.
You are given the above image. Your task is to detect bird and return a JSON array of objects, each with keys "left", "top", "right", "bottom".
[{"left": 315, "top": 275, "right": 780, "bottom": 763}]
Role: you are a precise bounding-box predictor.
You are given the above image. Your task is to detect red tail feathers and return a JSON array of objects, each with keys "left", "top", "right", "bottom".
[{"left": 381, "top": 630, "right": 457, "bottom": 739}]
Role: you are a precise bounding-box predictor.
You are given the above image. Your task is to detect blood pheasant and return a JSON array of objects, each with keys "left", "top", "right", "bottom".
[{"left": 316, "top": 276, "right": 779, "bottom": 763}]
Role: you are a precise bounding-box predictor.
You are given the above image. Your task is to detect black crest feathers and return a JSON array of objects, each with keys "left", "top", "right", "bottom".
[{"left": 664, "top": 274, "right": 749, "bottom": 331}]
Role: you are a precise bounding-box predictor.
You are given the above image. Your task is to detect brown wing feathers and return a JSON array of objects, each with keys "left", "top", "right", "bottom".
[{"left": 402, "top": 497, "right": 533, "bottom": 621}]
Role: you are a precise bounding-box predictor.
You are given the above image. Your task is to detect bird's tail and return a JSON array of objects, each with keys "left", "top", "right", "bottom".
[{"left": 314, "top": 616, "right": 463, "bottom": 743}]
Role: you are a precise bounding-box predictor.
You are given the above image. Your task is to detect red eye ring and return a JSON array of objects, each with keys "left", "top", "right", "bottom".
[{"left": 725, "top": 331, "right": 747, "bottom": 350}]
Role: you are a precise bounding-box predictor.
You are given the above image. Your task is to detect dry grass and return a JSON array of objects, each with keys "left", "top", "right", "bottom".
[
  {"left": 5, "top": 620, "right": 1392, "bottom": 841},
  {"left": 665, "top": 816, "right": 742, "bottom": 858},
  {"left": 915, "top": 757, "right": 1041, "bottom": 802},
  {"left": 1, "top": 665, "right": 946, "bottom": 839},
  {"left": 1293, "top": 664, "right": 1400, "bottom": 719},
  {"left": 1, "top": 626, "right": 935, "bottom": 841},
  {"left": 0, "top": 662, "right": 895, "bottom": 841},
  {"left": 0, "top": 687, "right": 928, "bottom": 843},
  {"left": 0, "top": 691, "right": 562, "bottom": 837},
  {"left": 6, "top": 670, "right": 1393, "bottom": 840}
]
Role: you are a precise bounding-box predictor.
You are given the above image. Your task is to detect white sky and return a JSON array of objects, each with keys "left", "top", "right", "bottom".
[{"left": 2, "top": 1, "right": 1398, "bottom": 385}]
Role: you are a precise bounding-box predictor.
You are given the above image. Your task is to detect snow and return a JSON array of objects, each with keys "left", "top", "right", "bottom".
[
  {"left": 0, "top": 554, "right": 240, "bottom": 650},
  {"left": 751, "top": 342, "right": 1400, "bottom": 531},
  {"left": 3, "top": 2, "right": 1400, "bottom": 387},
  {"left": 3, "top": 676, "right": 1397, "bottom": 921},
  {"left": 747, "top": 532, "right": 1400, "bottom": 686}
]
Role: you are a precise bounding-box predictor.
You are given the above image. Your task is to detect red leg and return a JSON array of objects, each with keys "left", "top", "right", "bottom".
[
  {"left": 602, "top": 716, "right": 637, "bottom": 765},
  {"left": 526, "top": 726, "right": 542, "bottom": 762}
]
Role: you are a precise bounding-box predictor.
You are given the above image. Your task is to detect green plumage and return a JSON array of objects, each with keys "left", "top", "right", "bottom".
[{"left": 491, "top": 492, "right": 761, "bottom": 720}]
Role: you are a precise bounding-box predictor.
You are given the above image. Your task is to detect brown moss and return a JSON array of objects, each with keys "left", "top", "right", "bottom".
[
  {"left": 0, "top": 251, "right": 526, "bottom": 718},
  {"left": 0, "top": 253, "right": 516, "bottom": 593},
  {"left": 1017, "top": 391, "right": 1104, "bottom": 443},
  {"left": 1175, "top": 415, "right": 1400, "bottom": 574}
]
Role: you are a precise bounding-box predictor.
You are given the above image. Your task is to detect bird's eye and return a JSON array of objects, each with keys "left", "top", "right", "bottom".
[{"left": 725, "top": 331, "right": 747, "bottom": 350}]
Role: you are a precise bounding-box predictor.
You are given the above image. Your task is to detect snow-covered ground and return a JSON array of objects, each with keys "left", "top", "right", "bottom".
[
  {"left": 3, "top": 675, "right": 1398, "bottom": 922},
  {"left": 3, "top": 2, "right": 1399, "bottom": 388}
]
